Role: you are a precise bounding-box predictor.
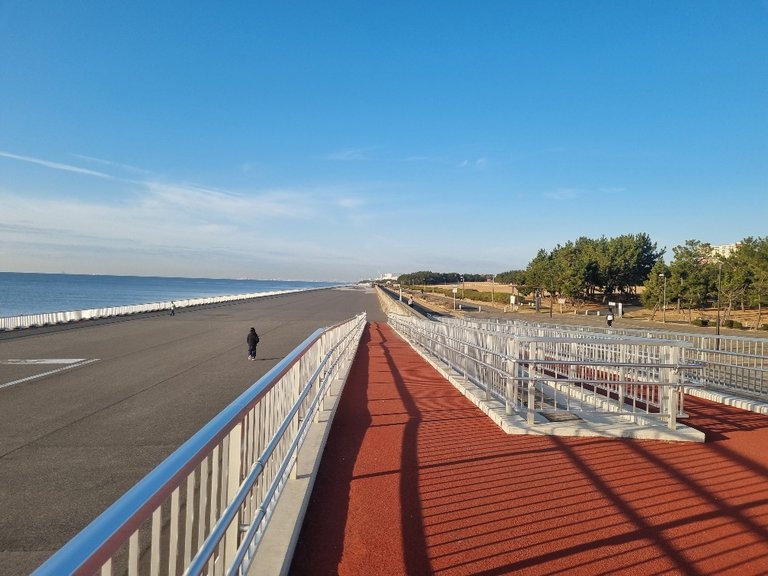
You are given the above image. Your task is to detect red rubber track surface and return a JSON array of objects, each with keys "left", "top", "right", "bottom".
[{"left": 290, "top": 323, "right": 768, "bottom": 575}]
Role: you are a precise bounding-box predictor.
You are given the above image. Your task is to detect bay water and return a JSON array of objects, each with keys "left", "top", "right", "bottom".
[{"left": 0, "top": 272, "right": 339, "bottom": 318}]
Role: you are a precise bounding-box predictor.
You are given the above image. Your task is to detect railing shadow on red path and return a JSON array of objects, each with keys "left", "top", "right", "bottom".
[{"left": 290, "top": 322, "right": 768, "bottom": 576}]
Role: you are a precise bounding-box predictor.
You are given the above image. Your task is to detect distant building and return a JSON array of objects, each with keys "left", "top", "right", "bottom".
[
  {"left": 711, "top": 243, "right": 740, "bottom": 259},
  {"left": 377, "top": 273, "right": 398, "bottom": 281}
]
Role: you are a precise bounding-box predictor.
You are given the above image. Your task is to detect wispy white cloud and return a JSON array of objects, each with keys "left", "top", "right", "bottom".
[
  {"left": 404, "top": 155, "right": 444, "bottom": 163},
  {"left": 70, "top": 153, "right": 151, "bottom": 175},
  {"left": 336, "top": 196, "right": 366, "bottom": 210},
  {"left": 543, "top": 188, "right": 583, "bottom": 201},
  {"left": 0, "top": 167, "right": 388, "bottom": 279},
  {"left": 457, "top": 158, "right": 487, "bottom": 169},
  {"left": 142, "top": 181, "right": 318, "bottom": 220},
  {"left": 0, "top": 147, "right": 422, "bottom": 279},
  {"left": 0, "top": 150, "right": 114, "bottom": 179},
  {"left": 324, "top": 148, "right": 368, "bottom": 161},
  {"left": 599, "top": 187, "right": 627, "bottom": 195},
  {"left": 542, "top": 186, "right": 626, "bottom": 201}
]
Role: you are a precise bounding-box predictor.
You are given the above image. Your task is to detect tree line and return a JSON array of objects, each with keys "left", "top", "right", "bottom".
[
  {"left": 398, "top": 234, "right": 768, "bottom": 323},
  {"left": 642, "top": 238, "right": 768, "bottom": 325}
]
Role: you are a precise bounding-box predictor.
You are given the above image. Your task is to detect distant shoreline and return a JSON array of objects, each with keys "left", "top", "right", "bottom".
[{"left": 0, "top": 272, "right": 340, "bottom": 317}]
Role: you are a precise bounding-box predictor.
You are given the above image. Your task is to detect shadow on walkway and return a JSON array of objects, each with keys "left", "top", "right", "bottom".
[{"left": 290, "top": 323, "right": 768, "bottom": 575}]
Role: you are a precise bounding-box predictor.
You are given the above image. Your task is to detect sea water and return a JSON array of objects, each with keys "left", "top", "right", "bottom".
[{"left": 0, "top": 272, "right": 339, "bottom": 317}]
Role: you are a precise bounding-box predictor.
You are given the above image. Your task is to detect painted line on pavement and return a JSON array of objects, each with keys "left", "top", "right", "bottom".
[
  {"left": 0, "top": 359, "right": 100, "bottom": 390},
  {"left": 2, "top": 358, "right": 88, "bottom": 365}
]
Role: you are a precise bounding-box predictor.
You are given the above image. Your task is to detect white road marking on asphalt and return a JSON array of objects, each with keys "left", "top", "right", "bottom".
[
  {"left": 2, "top": 358, "right": 88, "bottom": 365},
  {"left": 0, "top": 359, "right": 99, "bottom": 390}
]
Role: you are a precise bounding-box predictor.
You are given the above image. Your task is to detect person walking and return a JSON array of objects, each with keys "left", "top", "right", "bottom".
[
  {"left": 247, "top": 327, "right": 260, "bottom": 360},
  {"left": 606, "top": 308, "right": 614, "bottom": 327}
]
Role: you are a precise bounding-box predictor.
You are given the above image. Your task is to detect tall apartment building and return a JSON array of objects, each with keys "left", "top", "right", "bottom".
[{"left": 711, "top": 243, "right": 740, "bottom": 259}]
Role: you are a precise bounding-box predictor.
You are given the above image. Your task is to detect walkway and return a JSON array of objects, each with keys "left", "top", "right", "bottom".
[
  {"left": 0, "top": 288, "right": 381, "bottom": 576},
  {"left": 289, "top": 322, "right": 768, "bottom": 575}
]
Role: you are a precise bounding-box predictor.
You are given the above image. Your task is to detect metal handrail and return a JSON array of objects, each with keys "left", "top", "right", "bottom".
[
  {"left": 443, "top": 316, "right": 768, "bottom": 400},
  {"left": 389, "top": 313, "right": 699, "bottom": 429},
  {"left": 33, "top": 312, "right": 366, "bottom": 576}
]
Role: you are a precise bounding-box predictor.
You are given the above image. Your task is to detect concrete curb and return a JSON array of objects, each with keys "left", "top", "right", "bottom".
[{"left": 684, "top": 386, "right": 768, "bottom": 415}]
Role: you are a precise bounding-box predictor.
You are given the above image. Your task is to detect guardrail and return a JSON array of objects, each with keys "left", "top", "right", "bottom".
[
  {"left": 32, "top": 312, "right": 366, "bottom": 576},
  {"left": 388, "top": 314, "right": 700, "bottom": 429},
  {"left": 374, "top": 285, "right": 422, "bottom": 317},
  {"left": 0, "top": 289, "right": 316, "bottom": 331},
  {"left": 446, "top": 317, "right": 768, "bottom": 401}
]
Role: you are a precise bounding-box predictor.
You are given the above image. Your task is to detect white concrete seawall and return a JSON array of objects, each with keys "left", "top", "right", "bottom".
[{"left": 0, "top": 289, "right": 309, "bottom": 331}]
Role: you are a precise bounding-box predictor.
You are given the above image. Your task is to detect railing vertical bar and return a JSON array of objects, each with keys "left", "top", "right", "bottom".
[
  {"left": 150, "top": 507, "right": 161, "bottom": 576},
  {"left": 169, "top": 486, "right": 180, "bottom": 576},
  {"left": 128, "top": 531, "right": 139, "bottom": 576},
  {"left": 197, "top": 457, "right": 209, "bottom": 562},
  {"left": 224, "top": 424, "right": 242, "bottom": 570},
  {"left": 184, "top": 472, "right": 195, "bottom": 569},
  {"left": 208, "top": 444, "right": 221, "bottom": 575}
]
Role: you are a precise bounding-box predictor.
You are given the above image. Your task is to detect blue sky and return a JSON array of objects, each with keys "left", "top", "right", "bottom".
[{"left": 1, "top": 1, "right": 766, "bottom": 281}]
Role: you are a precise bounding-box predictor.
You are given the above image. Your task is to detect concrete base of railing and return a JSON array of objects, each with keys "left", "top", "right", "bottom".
[{"left": 684, "top": 386, "right": 768, "bottom": 416}]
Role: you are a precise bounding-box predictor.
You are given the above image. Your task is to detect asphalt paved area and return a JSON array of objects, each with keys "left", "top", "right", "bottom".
[{"left": 0, "top": 286, "right": 382, "bottom": 575}]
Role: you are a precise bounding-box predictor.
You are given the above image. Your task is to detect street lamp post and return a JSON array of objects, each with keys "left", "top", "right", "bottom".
[
  {"left": 460, "top": 275, "right": 465, "bottom": 299},
  {"left": 716, "top": 262, "right": 722, "bottom": 349},
  {"left": 659, "top": 273, "right": 667, "bottom": 323}
]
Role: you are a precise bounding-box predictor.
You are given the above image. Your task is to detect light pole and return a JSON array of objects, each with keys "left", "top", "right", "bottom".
[
  {"left": 491, "top": 274, "right": 495, "bottom": 304},
  {"left": 716, "top": 261, "right": 722, "bottom": 349},
  {"left": 659, "top": 273, "right": 667, "bottom": 323},
  {"left": 460, "top": 275, "right": 464, "bottom": 299}
]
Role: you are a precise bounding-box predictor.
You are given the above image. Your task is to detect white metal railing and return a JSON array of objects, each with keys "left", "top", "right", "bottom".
[
  {"left": 32, "top": 312, "right": 366, "bottom": 576},
  {"left": 446, "top": 317, "right": 768, "bottom": 401},
  {"left": 388, "top": 314, "right": 700, "bottom": 429},
  {"left": 0, "top": 289, "right": 322, "bottom": 331},
  {"left": 374, "top": 285, "right": 420, "bottom": 317}
]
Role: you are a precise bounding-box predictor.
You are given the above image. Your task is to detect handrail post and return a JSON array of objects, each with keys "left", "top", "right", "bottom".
[
  {"left": 667, "top": 347, "right": 681, "bottom": 430},
  {"left": 527, "top": 380, "right": 536, "bottom": 425}
]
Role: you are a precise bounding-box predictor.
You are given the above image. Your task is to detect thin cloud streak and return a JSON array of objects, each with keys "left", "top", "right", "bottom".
[
  {"left": 324, "top": 148, "right": 368, "bottom": 161},
  {"left": 0, "top": 150, "right": 114, "bottom": 179},
  {"left": 543, "top": 188, "right": 583, "bottom": 201},
  {"left": 71, "top": 153, "right": 151, "bottom": 174},
  {"left": 142, "top": 181, "right": 322, "bottom": 220}
]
